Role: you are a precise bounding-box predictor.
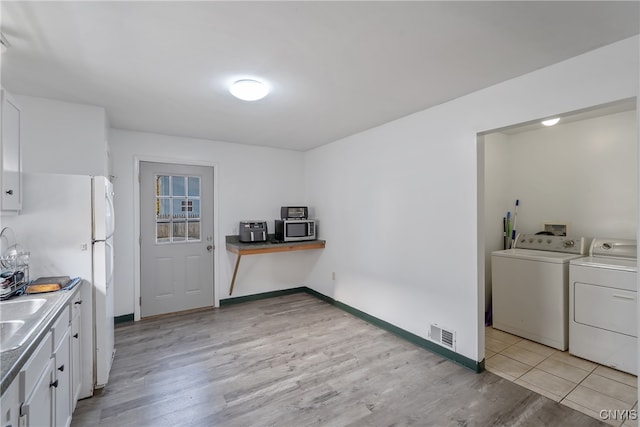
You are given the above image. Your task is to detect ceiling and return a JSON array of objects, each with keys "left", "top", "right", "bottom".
[{"left": 1, "top": 1, "right": 638, "bottom": 152}]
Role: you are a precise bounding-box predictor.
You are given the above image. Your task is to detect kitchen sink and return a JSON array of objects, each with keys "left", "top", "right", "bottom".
[
  {"left": 0, "top": 298, "right": 46, "bottom": 321},
  {"left": 0, "top": 320, "right": 25, "bottom": 345},
  {"left": 0, "top": 297, "right": 52, "bottom": 351}
]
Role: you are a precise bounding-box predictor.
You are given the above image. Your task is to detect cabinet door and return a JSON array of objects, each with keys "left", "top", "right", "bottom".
[
  {"left": 71, "top": 309, "right": 81, "bottom": 410},
  {"left": 1, "top": 89, "right": 21, "bottom": 212},
  {"left": 54, "top": 328, "right": 72, "bottom": 427},
  {"left": 77, "top": 281, "right": 93, "bottom": 400},
  {"left": 0, "top": 378, "right": 19, "bottom": 427},
  {"left": 21, "top": 358, "right": 54, "bottom": 427}
]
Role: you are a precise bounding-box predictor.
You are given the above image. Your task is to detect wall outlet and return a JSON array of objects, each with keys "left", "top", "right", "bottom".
[{"left": 331, "top": 271, "right": 336, "bottom": 280}]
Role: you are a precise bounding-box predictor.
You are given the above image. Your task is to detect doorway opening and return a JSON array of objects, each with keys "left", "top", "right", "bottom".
[{"left": 477, "top": 98, "right": 638, "bottom": 416}]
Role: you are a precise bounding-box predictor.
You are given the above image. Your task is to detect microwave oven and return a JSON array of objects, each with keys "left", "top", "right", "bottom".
[{"left": 275, "top": 219, "right": 316, "bottom": 242}]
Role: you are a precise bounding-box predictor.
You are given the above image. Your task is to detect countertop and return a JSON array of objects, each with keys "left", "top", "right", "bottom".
[
  {"left": 0, "top": 282, "right": 83, "bottom": 395},
  {"left": 225, "top": 234, "right": 326, "bottom": 252}
]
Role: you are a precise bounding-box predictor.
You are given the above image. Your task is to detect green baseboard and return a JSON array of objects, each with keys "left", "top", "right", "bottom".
[
  {"left": 219, "top": 286, "right": 484, "bottom": 373},
  {"left": 114, "top": 313, "right": 134, "bottom": 325}
]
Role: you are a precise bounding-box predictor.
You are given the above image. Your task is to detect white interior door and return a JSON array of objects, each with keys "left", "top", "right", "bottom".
[{"left": 140, "top": 161, "right": 214, "bottom": 318}]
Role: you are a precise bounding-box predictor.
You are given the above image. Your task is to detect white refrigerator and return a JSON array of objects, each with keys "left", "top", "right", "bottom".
[{"left": 2, "top": 172, "right": 115, "bottom": 396}]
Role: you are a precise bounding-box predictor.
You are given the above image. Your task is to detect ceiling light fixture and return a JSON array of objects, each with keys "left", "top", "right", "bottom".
[
  {"left": 541, "top": 118, "right": 560, "bottom": 127},
  {"left": 229, "top": 79, "right": 269, "bottom": 101}
]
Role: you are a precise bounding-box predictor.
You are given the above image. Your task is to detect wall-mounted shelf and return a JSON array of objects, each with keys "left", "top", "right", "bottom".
[{"left": 225, "top": 235, "right": 326, "bottom": 295}]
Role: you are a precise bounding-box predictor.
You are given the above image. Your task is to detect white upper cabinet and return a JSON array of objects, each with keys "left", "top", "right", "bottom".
[{"left": 1, "top": 89, "right": 22, "bottom": 213}]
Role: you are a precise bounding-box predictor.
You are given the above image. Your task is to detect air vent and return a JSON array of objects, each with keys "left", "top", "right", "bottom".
[{"left": 429, "top": 324, "right": 456, "bottom": 351}]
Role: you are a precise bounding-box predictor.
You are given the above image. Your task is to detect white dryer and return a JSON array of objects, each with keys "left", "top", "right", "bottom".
[
  {"left": 492, "top": 234, "right": 585, "bottom": 350},
  {"left": 569, "top": 238, "right": 637, "bottom": 375}
]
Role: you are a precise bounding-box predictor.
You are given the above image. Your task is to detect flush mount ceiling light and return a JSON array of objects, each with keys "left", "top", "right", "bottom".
[
  {"left": 541, "top": 118, "right": 560, "bottom": 127},
  {"left": 229, "top": 79, "right": 269, "bottom": 101}
]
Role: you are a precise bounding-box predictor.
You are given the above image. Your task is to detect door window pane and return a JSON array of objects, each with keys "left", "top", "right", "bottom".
[
  {"left": 172, "top": 199, "right": 186, "bottom": 219},
  {"left": 188, "top": 221, "right": 200, "bottom": 240},
  {"left": 188, "top": 176, "right": 200, "bottom": 197},
  {"left": 189, "top": 200, "right": 200, "bottom": 219},
  {"left": 173, "top": 222, "right": 186, "bottom": 241},
  {"left": 157, "top": 176, "right": 170, "bottom": 197},
  {"left": 157, "top": 199, "right": 170, "bottom": 220},
  {"left": 154, "top": 174, "right": 201, "bottom": 243},
  {"left": 156, "top": 223, "right": 170, "bottom": 243},
  {"left": 172, "top": 176, "right": 186, "bottom": 197}
]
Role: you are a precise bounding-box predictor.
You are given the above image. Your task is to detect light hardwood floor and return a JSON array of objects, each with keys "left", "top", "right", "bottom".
[{"left": 71, "top": 293, "right": 606, "bottom": 426}]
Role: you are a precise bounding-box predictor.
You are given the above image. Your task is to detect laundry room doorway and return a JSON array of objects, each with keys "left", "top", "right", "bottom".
[
  {"left": 477, "top": 98, "right": 638, "bottom": 415},
  {"left": 479, "top": 98, "right": 637, "bottom": 348}
]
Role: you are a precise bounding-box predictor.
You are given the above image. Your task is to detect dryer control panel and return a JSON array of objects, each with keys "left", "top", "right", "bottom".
[{"left": 590, "top": 238, "right": 636, "bottom": 259}]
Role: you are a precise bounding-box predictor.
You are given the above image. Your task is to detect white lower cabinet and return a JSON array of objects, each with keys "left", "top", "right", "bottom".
[
  {"left": 2, "top": 290, "right": 85, "bottom": 427},
  {"left": 14, "top": 306, "right": 75, "bottom": 427},
  {"left": 0, "top": 377, "right": 19, "bottom": 427},
  {"left": 70, "top": 302, "right": 82, "bottom": 409},
  {"left": 19, "top": 332, "right": 54, "bottom": 426},
  {"left": 21, "top": 359, "right": 54, "bottom": 427},
  {"left": 53, "top": 308, "right": 72, "bottom": 427}
]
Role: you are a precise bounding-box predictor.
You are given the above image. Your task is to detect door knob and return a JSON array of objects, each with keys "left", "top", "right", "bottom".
[{"left": 207, "top": 245, "right": 214, "bottom": 252}]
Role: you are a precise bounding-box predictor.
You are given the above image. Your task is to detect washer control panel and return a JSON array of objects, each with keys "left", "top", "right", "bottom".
[{"left": 514, "top": 234, "right": 585, "bottom": 254}]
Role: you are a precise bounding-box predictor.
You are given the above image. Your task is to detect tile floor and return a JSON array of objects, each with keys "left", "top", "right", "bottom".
[{"left": 485, "top": 327, "right": 638, "bottom": 427}]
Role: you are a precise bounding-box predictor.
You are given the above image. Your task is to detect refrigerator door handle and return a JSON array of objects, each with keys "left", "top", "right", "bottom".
[
  {"left": 105, "top": 188, "right": 115, "bottom": 239},
  {"left": 105, "top": 239, "right": 114, "bottom": 285}
]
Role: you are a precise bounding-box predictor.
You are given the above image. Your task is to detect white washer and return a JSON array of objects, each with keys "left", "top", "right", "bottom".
[
  {"left": 492, "top": 234, "right": 586, "bottom": 350},
  {"left": 569, "top": 238, "right": 637, "bottom": 375}
]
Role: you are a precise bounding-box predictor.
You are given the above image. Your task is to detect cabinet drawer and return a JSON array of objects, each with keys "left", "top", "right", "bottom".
[
  {"left": 52, "top": 306, "right": 70, "bottom": 350},
  {"left": 19, "top": 331, "right": 52, "bottom": 396},
  {"left": 574, "top": 282, "right": 637, "bottom": 337}
]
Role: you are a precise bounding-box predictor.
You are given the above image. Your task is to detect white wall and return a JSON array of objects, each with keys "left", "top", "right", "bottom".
[
  {"left": 304, "top": 36, "right": 639, "bottom": 363},
  {"left": 109, "top": 129, "right": 314, "bottom": 317},
  {"left": 15, "top": 95, "right": 109, "bottom": 176},
  {"left": 482, "top": 132, "right": 510, "bottom": 312},
  {"left": 494, "top": 110, "right": 637, "bottom": 240}
]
